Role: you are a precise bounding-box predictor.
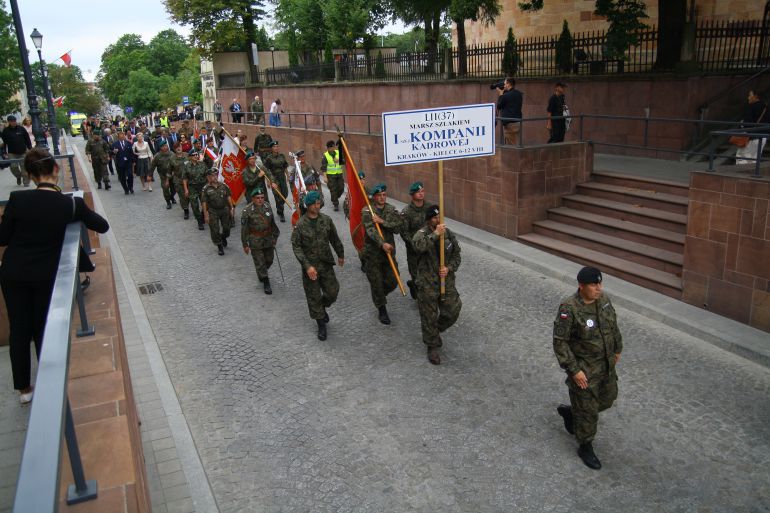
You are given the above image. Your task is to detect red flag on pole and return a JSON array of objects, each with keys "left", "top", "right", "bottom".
[
  {"left": 290, "top": 154, "right": 307, "bottom": 227},
  {"left": 60, "top": 51, "right": 71, "bottom": 67},
  {"left": 52, "top": 96, "right": 65, "bottom": 107},
  {"left": 340, "top": 142, "right": 367, "bottom": 253},
  {"left": 218, "top": 131, "right": 247, "bottom": 203}
]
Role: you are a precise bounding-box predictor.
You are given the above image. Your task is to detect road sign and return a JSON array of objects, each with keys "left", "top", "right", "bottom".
[
  {"left": 125, "top": 106, "right": 133, "bottom": 114},
  {"left": 182, "top": 96, "right": 190, "bottom": 105},
  {"left": 382, "top": 104, "right": 496, "bottom": 166}
]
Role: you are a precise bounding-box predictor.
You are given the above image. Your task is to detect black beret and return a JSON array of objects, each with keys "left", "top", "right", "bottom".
[
  {"left": 426, "top": 204, "right": 440, "bottom": 219},
  {"left": 577, "top": 266, "right": 602, "bottom": 284}
]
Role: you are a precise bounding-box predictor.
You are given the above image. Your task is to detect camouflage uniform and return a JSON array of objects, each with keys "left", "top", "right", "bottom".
[
  {"left": 150, "top": 151, "right": 177, "bottom": 203},
  {"left": 85, "top": 137, "right": 111, "bottom": 187},
  {"left": 361, "top": 203, "right": 403, "bottom": 308},
  {"left": 242, "top": 163, "right": 267, "bottom": 204},
  {"left": 184, "top": 160, "right": 208, "bottom": 223},
  {"left": 254, "top": 133, "right": 273, "bottom": 160},
  {"left": 291, "top": 213, "right": 344, "bottom": 320},
  {"left": 170, "top": 155, "right": 190, "bottom": 211},
  {"left": 264, "top": 153, "right": 289, "bottom": 218},
  {"left": 401, "top": 202, "right": 427, "bottom": 281},
  {"left": 320, "top": 149, "right": 345, "bottom": 208},
  {"left": 412, "top": 225, "right": 462, "bottom": 348},
  {"left": 241, "top": 201, "right": 279, "bottom": 279},
  {"left": 201, "top": 181, "right": 233, "bottom": 245},
  {"left": 553, "top": 293, "right": 623, "bottom": 445}
]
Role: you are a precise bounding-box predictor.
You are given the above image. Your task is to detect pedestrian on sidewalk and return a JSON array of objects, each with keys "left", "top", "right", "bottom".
[
  {"left": 320, "top": 140, "right": 344, "bottom": 211},
  {"left": 546, "top": 81, "right": 567, "bottom": 144},
  {"left": 1, "top": 115, "right": 32, "bottom": 186},
  {"left": 269, "top": 99, "right": 283, "bottom": 127},
  {"left": 132, "top": 132, "right": 154, "bottom": 191},
  {"left": 0, "top": 147, "right": 109, "bottom": 404},
  {"left": 553, "top": 266, "right": 623, "bottom": 470},
  {"left": 497, "top": 77, "right": 523, "bottom": 145},
  {"left": 736, "top": 90, "right": 767, "bottom": 165}
]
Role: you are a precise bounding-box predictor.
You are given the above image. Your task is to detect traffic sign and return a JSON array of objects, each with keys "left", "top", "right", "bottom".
[
  {"left": 125, "top": 106, "right": 133, "bottom": 113},
  {"left": 182, "top": 96, "right": 190, "bottom": 105}
]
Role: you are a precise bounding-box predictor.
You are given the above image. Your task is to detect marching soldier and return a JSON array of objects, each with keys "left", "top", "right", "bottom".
[
  {"left": 412, "top": 205, "right": 462, "bottom": 365},
  {"left": 85, "top": 129, "right": 112, "bottom": 190},
  {"left": 361, "top": 183, "right": 404, "bottom": 325},
  {"left": 298, "top": 172, "right": 325, "bottom": 216},
  {"left": 320, "top": 140, "right": 344, "bottom": 211},
  {"left": 183, "top": 150, "right": 208, "bottom": 230},
  {"left": 201, "top": 169, "right": 234, "bottom": 255},
  {"left": 254, "top": 126, "right": 273, "bottom": 161},
  {"left": 241, "top": 187, "right": 280, "bottom": 294},
  {"left": 149, "top": 140, "right": 177, "bottom": 209},
  {"left": 241, "top": 150, "right": 267, "bottom": 204},
  {"left": 170, "top": 144, "right": 189, "bottom": 219},
  {"left": 264, "top": 141, "right": 289, "bottom": 223},
  {"left": 291, "top": 191, "right": 345, "bottom": 341},
  {"left": 400, "top": 181, "right": 427, "bottom": 299},
  {"left": 553, "top": 266, "right": 623, "bottom": 470}
]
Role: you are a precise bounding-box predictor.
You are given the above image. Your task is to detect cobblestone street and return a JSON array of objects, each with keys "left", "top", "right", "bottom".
[{"left": 71, "top": 138, "right": 770, "bottom": 513}]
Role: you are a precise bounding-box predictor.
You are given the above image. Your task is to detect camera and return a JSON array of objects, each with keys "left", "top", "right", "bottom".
[{"left": 490, "top": 81, "right": 505, "bottom": 90}]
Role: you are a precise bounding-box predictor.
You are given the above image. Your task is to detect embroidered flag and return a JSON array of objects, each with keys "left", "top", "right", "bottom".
[{"left": 218, "top": 132, "right": 247, "bottom": 203}]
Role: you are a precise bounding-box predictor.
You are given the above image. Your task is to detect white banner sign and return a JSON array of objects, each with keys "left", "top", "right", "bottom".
[{"left": 382, "top": 104, "right": 496, "bottom": 166}]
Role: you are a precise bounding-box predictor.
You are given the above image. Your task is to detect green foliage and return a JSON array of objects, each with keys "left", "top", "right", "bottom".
[
  {"left": 275, "top": 0, "right": 328, "bottom": 60},
  {"left": 594, "top": 0, "right": 649, "bottom": 60},
  {"left": 381, "top": 27, "right": 450, "bottom": 55},
  {"left": 32, "top": 63, "right": 102, "bottom": 116},
  {"left": 145, "top": 30, "right": 190, "bottom": 77},
  {"left": 555, "top": 20, "right": 572, "bottom": 73},
  {"left": 0, "top": 0, "right": 23, "bottom": 115},
  {"left": 324, "top": 41, "right": 334, "bottom": 63},
  {"left": 254, "top": 26, "right": 273, "bottom": 51},
  {"left": 502, "top": 27, "right": 519, "bottom": 76},
  {"left": 375, "top": 50, "right": 386, "bottom": 78},
  {"left": 96, "top": 34, "right": 147, "bottom": 105},
  {"left": 159, "top": 51, "right": 203, "bottom": 108},
  {"left": 119, "top": 69, "right": 173, "bottom": 115},
  {"left": 518, "top": 0, "right": 542, "bottom": 10},
  {"left": 449, "top": 0, "right": 500, "bottom": 25}
]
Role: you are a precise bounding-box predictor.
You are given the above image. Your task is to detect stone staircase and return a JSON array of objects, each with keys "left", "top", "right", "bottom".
[{"left": 518, "top": 170, "right": 689, "bottom": 297}]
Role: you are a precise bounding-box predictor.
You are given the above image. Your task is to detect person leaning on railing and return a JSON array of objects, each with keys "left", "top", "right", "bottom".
[{"left": 0, "top": 148, "right": 109, "bottom": 405}]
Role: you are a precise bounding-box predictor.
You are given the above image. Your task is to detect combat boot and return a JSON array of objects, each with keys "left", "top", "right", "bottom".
[
  {"left": 166, "top": 200, "right": 172, "bottom": 210},
  {"left": 198, "top": 221, "right": 205, "bottom": 230},
  {"left": 407, "top": 280, "right": 417, "bottom": 299},
  {"left": 377, "top": 305, "right": 390, "bottom": 325},
  {"left": 97, "top": 182, "right": 102, "bottom": 189},
  {"left": 263, "top": 277, "right": 272, "bottom": 295},
  {"left": 183, "top": 208, "right": 190, "bottom": 219},
  {"left": 222, "top": 237, "right": 228, "bottom": 248},
  {"left": 577, "top": 443, "right": 601, "bottom": 470},
  {"left": 557, "top": 404, "right": 575, "bottom": 435},
  {"left": 279, "top": 213, "right": 286, "bottom": 223},
  {"left": 427, "top": 347, "right": 441, "bottom": 365},
  {"left": 217, "top": 244, "right": 224, "bottom": 255},
  {"left": 323, "top": 310, "right": 329, "bottom": 323},
  {"left": 316, "top": 319, "right": 327, "bottom": 341},
  {"left": 105, "top": 183, "right": 111, "bottom": 190}
]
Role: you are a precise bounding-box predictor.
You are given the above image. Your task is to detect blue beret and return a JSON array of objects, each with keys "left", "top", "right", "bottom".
[
  {"left": 409, "top": 181, "right": 424, "bottom": 194},
  {"left": 577, "top": 266, "right": 602, "bottom": 284},
  {"left": 304, "top": 190, "right": 320, "bottom": 206},
  {"left": 371, "top": 183, "right": 387, "bottom": 194}
]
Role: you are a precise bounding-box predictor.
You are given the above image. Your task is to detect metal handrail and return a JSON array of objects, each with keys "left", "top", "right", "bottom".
[
  {"left": 709, "top": 127, "right": 769, "bottom": 176},
  {"left": 13, "top": 191, "right": 97, "bottom": 512},
  {"left": 699, "top": 66, "right": 770, "bottom": 112},
  {"left": 0, "top": 153, "right": 80, "bottom": 191}
]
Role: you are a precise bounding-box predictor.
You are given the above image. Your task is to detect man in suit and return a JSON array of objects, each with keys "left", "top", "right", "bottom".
[
  {"left": 112, "top": 130, "right": 135, "bottom": 194},
  {"left": 229, "top": 98, "right": 243, "bottom": 123},
  {"left": 168, "top": 126, "right": 179, "bottom": 148},
  {"left": 154, "top": 129, "right": 170, "bottom": 155}
]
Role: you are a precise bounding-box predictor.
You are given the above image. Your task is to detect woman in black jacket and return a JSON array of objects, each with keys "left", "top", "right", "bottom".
[{"left": 0, "top": 147, "right": 109, "bottom": 404}]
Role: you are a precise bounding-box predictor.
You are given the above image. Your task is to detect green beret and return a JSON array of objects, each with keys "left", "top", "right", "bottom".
[
  {"left": 358, "top": 171, "right": 365, "bottom": 179},
  {"left": 269, "top": 141, "right": 279, "bottom": 147},
  {"left": 158, "top": 140, "right": 168, "bottom": 148},
  {"left": 250, "top": 186, "right": 265, "bottom": 197},
  {"left": 92, "top": 129, "right": 102, "bottom": 136},
  {"left": 426, "top": 204, "right": 439, "bottom": 219},
  {"left": 295, "top": 150, "right": 305, "bottom": 157},
  {"left": 577, "top": 266, "right": 602, "bottom": 284},
  {"left": 409, "top": 181, "right": 424, "bottom": 194},
  {"left": 304, "top": 190, "right": 320, "bottom": 206},
  {"left": 371, "top": 183, "right": 387, "bottom": 194},
  {"left": 206, "top": 168, "right": 218, "bottom": 176},
  {"left": 245, "top": 149, "right": 255, "bottom": 159},
  {"left": 187, "top": 149, "right": 200, "bottom": 157}
]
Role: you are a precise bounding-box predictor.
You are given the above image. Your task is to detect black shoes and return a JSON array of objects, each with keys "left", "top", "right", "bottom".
[
  {"left": 323, "top": 311, "right": 329, "bottom": 323},
  {"left": 578, "top": 443, "right": 601, "bottom": 470},
  {"left": 129, "top": 189, "right": 134, "bottom": 194},
  {"left": 198, "top": 221, "right": 205, "bottom": 230},
  {"left": 171, "top": 198, "right": 177, "bottom": 204},
  {"left": 557, "top": 404, "right": 575, "bottom": 435},
  {"left": 105, "top": 183, "right": 111, "bottom": 190},
  {"left": 333, "top": 204, "right": 339, "bottom": 211},
  {"left": 222, "top": 238, "right": 228, "bottom": 248},
  {"left": 407, "top": 280, "right": 417, "bottom": 299},
  {"left": 427, "top": 347, "right": 441, "bottom": 365},
  {"left": 279, "top": 213, "right": 285, "bottom": 223},
  {"left": 184, "top": 208, "right": 190, "bottom": 219},
  {"left": 263, "top": 277, "right": 272, "bottom": 295},
  {"left": 378, "top": 305, "right": 390, "bottom": 325},
  {"left": 217, "top": 244, "right": 224, "bottom": 255},
  {"left": 166, "top": 201, "right": 172, "bottom": 209},
  {"left": 97, "top": 182, "right": 102, "bottom": 189},
  {"left": 316, "top": 319, "right": 327, "bottom": 341}
]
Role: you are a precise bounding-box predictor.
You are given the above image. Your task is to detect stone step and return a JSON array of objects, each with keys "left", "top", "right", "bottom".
[
  {"left": 576, "top": 181, "right": 689, "bottom": 215},
  {"left": 591, "top": 169, "right": 691, "bottom": 198},
  {"left": 533, "top": 220, "right": 683, "bottom": 274},
  {"left": 548, "top": 207, "right": 685, "bottom": 253},
  {"left": 562, "top": 194, "right": 688, "bottom": 234},
  {"left": 518, "top": 233, "right": 683, "bottom": 298}
]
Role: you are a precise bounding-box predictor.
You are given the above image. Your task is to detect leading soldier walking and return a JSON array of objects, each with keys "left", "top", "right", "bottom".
[
  {"left": 291, "top": 191, "right": 345, "bottom": 341},
  {"left": 361, "top": 183, "right": 403, "bottom": 325},
  {"left": 201, "top": 169, "right": 234, "bottom": 255},
  {"left": 85, "top": 129, "right": 112, "bottom": 190},
  {"left": 553, "top": 266, "right": 623, "bottom": 470},
  {"left": 241, "top": 187, "right": 280, "bottom": 294},
  {"left": 149, "top": 141, "right": 177, "bottom": 209},
  {"left": 184, "top": 150, "right": 208, "bottom": 230},
  {"left": 401, "top": 181, "right": 427, "bottom": 299},
  {"left": 412, "top": 205, "right": 462, "bottom": 365},
  {"left": 170, "top": 144, "right": 190, "bottom": 219}
]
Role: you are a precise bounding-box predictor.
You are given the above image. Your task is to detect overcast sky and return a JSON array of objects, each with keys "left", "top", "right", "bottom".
[{"left": 14, "top": 1, "right": 408, "bottom": 83}]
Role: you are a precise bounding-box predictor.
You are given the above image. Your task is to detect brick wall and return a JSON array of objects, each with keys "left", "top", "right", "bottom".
[
  {"left": 682, "top": 172, "right": 770, "bottom": 331},
  {"left": 224, "top": 122, "right": 591, "bottom": 238}
]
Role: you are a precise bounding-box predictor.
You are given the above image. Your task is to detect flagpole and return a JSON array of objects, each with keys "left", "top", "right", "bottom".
[
  {"left": 336, "top": 128, "right": 406, "bottom": 297},
  {"left": 438, "top": 160, "right": 445, "bottom": 299}
]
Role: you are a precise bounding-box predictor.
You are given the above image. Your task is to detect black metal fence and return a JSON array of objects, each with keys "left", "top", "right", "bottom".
[{"left": 255, "top": 20, "right": 768, "bottom": 86}]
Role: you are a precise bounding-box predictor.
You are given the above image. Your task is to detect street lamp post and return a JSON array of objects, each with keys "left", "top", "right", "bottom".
[
  {"left": 31, "top": 28, "right": 60, "bottom": 155},
  {"left": 8, "top": 0, "right": 47, "bottom": 149}
]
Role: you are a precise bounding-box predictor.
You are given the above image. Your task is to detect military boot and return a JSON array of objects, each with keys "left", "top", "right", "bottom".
[
  {"left": 557, "top": 404, "right": 575, "bottom": 435},
  {"left": 407, "top": 280, "right": 417, "bottom": 299},
  {"left": 183, "top": 208, "right": 190, "bottom": 219},
  {"left": 377, "top": 305, "right": 390, "bottom": 325},
  {"left": 316, "top": 319, "right": 327, "bottom": 341},
  {"left": 222, "top": 237, "right": 228, "bottom": 248},
  {"left": 217, "top": 244, "right": 224, "bottom": 255},
  {"left": 198, "top": 221, "right": 205, "bottom": 230},
  {"left": 166, "top": 200, "right": 172, "bottom": 210},
  {"left": 577, "top": 443, "right": 601, "bottom": 470},
  {"left": 105, "top": 183, "right": 111, "bottom": 190},
  {"left": 427, "top": 347, "right": 441, "bottom": 365},
  {"left": 263, "top": 277, "right": 272, "bottom": 295}
]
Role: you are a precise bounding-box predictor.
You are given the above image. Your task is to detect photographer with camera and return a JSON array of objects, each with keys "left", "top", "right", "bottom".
[{"left": 495, "top": 78, "right": 523, "bottom": 145}]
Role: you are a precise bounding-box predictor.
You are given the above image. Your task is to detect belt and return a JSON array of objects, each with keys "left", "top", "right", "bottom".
[
  {"left": 250, "top": 228, "right": 272, "bottom": 237},
  {"left": 326, "top": 170, "right": 343, "bottom": 175}
]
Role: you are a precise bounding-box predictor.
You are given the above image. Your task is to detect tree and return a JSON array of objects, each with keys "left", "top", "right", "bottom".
[
  {"left": 501, "top": 27, "right": 519, "bottom": 76},
  {"left": 159, "top": 51, "right": 203, "bottom": 108},
  {"left": 0, "top": 0, "right": 23, "bottom": 115},
  {"left": 449, "top": 0, "right": 501, "bottom": 75},
  {"left": 594, "top": 0, "right": 649, "bottom": 61},
  {"left": 375, "top": 50, "right": 386, "bottom": 78},
  {"left": 119, "top": 69, "right": 173, "bottom": 115},
  {"left": 324, "top": 0, "right": 389, "bottom": 53},
  {"left": 555, "top": 20, "right": 572, "bottom": 73},
  {"left": 164, "top": 0, "right": 266, "bottom": 81},
  {"left": 655, "top": 0, "right": 687, "bottom": 69},
  {"left": 389, "top": 0, "right": 451, "bottom": 59},
  {"left": 96, "top": 34, "right": 147, "bottom": 105},
  {"left": 32, "top": 63, "right": 103, "bottom": 115},
  {"left": 145, "top": 30, "right": 190, "bottom": 77},
  {"left": 275, "top": 0, "right": 328, "bottom": 63}
]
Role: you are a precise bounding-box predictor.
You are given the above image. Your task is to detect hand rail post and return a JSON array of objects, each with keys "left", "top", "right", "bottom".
[
  {"left": 754, "top": 137, "right": 762, "bottom": 178},
  {"left": 304, "top": 113, "right": 308, "bottom": 130},
  {"left": 80, "top": 222, "right": 94, "bottom": 255},
  {"left": 64, "top": 399, "right": 98, "bottom": 505},
  {"left": 343, "top": 115, "right": 347, "bottom": 134},
  {"left": 579, "top": 114, "right": 584, "bottom": 142},
  {"left": 68, "top": 155, "right": 79, "bottom": 191},
  {"left": 518, "top": 120, "right": 524, "bottom": 148},
  {"left": 643, "top": 108, "right": 650, "bottom": 148},
  {"left": 708, "top": 138, "right": 715, "bottom": 171},
  {"left": 322, "top": 114, "right": 326, "bottom": 132},
  {"left": 368, "top": 115, "right": 371, "bottom": 135},
  {"left": 75, "top": 276, "right": 95, "bottom": 337}
]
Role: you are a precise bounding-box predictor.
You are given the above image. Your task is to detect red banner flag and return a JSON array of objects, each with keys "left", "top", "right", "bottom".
[
  {"left": 219, "top": 132, "right": 247, "bottom": 203},
  {"left": 341, "top": 143, "right": 367, "bottom": 253},
  {"left": 60, "top": 51, "right": 71, "bottom": 67},
  {"left": 52, "top": 96, "right": 65, "bottom": 107},
  {"left": 290, "top": 156, "right": 306, "bottom": 227}
]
